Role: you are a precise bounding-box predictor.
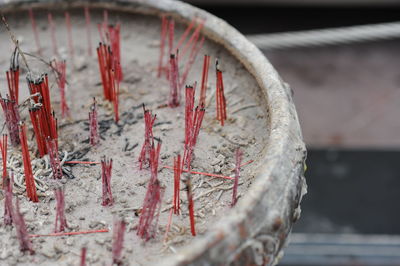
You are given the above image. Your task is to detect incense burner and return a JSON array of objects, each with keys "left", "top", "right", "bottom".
[{"left": 0, "top": 0, "right": 306, "bottom": 265}]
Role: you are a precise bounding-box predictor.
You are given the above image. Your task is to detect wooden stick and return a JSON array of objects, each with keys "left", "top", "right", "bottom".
[
  {"left": 162, "top": 160, "right": 254, "bottom": 180},
  {"left": 64, "top": 161, "right": 100, "bottom": 165},
  {"left": 29, "top": 228, "right": 109, "bottom": 238},
  {"left": 163, "top": 165, "right": 234, "bottom": 180}
]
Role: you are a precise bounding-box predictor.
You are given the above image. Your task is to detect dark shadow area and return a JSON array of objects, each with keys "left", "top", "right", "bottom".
[
  {"left": 293, "top": 149, "right": 400, "bottom": 235},
  {"left": 190, "top": 6, "right": 400, "bottom": 34}
]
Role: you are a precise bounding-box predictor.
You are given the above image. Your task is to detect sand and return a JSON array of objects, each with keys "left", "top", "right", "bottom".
[{"left": 0, "top": 7, "right": 269, "bottom": 265}]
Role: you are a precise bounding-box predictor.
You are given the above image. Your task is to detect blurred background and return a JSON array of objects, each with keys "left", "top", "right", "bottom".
[{"left": 184, "top": 0, "right": 400, "bottom": 265}]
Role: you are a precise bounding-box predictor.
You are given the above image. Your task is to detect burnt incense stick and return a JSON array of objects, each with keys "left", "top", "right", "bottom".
[
  {"left": 112, "top": 219, "right": 126, "bottom": 265},
  {"left": 184, "top": 176, "right": 196, "bottom": 236},
  {"left": 215, "top": 60, "right": 227, "bottom": 126},
  {"left": 51, "top": 59, "right": 69, "bottom": 118},
  {"left": 0, "top": 8, "right": 257, "bottom": 263},
  {"left": 89, "top": 98, "right": 100, "bottom": 146},
  {"left": 173, "top": 154, "right": 182, "bottom": 215},
  {"left": 138, "top": 104, "right": 156, "bottom": 170},
  {"left": 231, "top": 149, "right": 243, "bottom": 207},
  {"left": 54, "top": 187, "right": 68, "bottom": 232},
  {"left": 14, "top": 198, "right": 34, "bottom": 254},
  {"left": 3, "top": 173, "right": 13, "bottom": 226},
  {"left": 80, "top": 247, "right": 87, "bottom": 266},
  {"left": 169, "top": 54, "right": 180, "bottom": 107},
  {"left": 101, "top": 156, "right": 113, "bottom": 206},
  {"left": 30, "top": 229, "right": 109, "bottom": 237},
  {"left": 183, "top": 84, "right": 205, "bottom": 170},
  {"left": 46, "top": 136, "right": 63, "bottom": 179},
  {"left": 163, "top": 208, "right": 174, "bottom": 243}
]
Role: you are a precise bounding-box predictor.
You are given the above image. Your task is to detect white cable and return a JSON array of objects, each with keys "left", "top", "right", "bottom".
[{"left": 246, "top": 21, "right": 400, "bottom": 49}]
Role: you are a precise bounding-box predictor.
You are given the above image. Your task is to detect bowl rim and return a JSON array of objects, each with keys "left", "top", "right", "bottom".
[{"left": 0, "top": 0, "right": 307, "bottom": 265}]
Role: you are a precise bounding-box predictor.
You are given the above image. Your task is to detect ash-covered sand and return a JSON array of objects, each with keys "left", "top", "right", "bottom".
[{"left": 0, "top": 8, "right": 269, "bottom": 265}]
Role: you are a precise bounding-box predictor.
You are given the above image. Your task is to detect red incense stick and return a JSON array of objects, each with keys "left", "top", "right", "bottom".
[
  {"left": 0, "top": 96, "right": 20, "bottom": 146},
  {"left": 1, "top": 50, "right": 20, "bottom": 146},
  {"left": 215, "top": 61, "right": 227, "bottom": 126},
  {"left": 6, "top": 47, "right": 20, "bottom": 104},
  {"left": 19, "top": 123, "right": 38, "bottom": 202},
  {"left": 48, "top": 13, "right": 58, "bottom": 56},
  {"left": 65, "top": 11, "right": 74, "bottom": 57},
  {"left": 97, "top": 12, "right": 123, "bottom": 82},
  {"left": 28, "top": 8, "right": 42, "bottom": 55},
  {"left": 173, "top": 154, "right": 182, "bottom": 215},
  {"left": 108, "top": 23, "right": 123, "bottom": 82},
  {"left": 111, "top": 68, "right": 120, "bottom": 122},
  {"left": 138, "top": 104, "right": 156, "bottom": 170},
  {"left": 97, "top": 43, "right": 113, "bottom": 101},
  {"left": 180, "top": 20, "right": 204, "bottom": 59},
  {"left": 1, "top": 135, "right": 13, "bottom": 226},
  {"left": 137, "top": 142, "right": 164, "bottom": 241},
  {"left": 28, "top": 74, "right": 58, "bottom": 156},
  {"left": 158, "top": 15, "right": 169, "bottom": 78},
  {"left": 84, "top": 6, "right": 92, "bottom": 56},
  {"left": 96, "top": 43, "right": 120, "bottom": 121},
  {"left": 168, "top": 19, "right": 175, "bottom": 63},
  {"left": 1, "top": 130, "right": 8, "bottom": 179},
  {"left": 180, "top": 35, "right": 205, "bottom": 89},
  {"left": 183, "top": 84, "right": 205, "bottom": 170},
  {"left": 51, "top": 59, "right": 70, "bottom": 118},
  {"left": 176, "top": 17, "right": 196, "bottom": 52},
  {"left": 80, "top": 247, "right": 87, "bottom": 266},
  {"left": 199, "top": 55, "right": 210, "bottom": 106}
]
